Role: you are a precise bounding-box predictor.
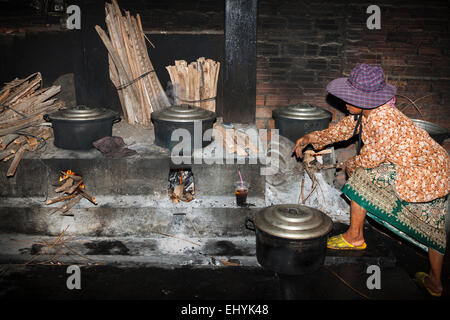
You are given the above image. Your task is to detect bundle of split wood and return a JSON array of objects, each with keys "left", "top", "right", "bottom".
[
  {"left": 46, "top": 170, "right": 98, "bottom": 215},
  {"left": 0, "top": 72, "right": 63, "bottom": 177},
  {"left": 166, "top": 58, "right": 220, "bottom": 112},
  {"left": 95, "top": 0, "right": 170, "bottom": 125},
  {"left": 213, "top": 123, "right": 259, "bottom": 157}
]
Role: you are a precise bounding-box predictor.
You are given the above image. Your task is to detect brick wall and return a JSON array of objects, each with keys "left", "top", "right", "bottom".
[{"left": 256, "top": 0, "right": 450, "bottom": 160}]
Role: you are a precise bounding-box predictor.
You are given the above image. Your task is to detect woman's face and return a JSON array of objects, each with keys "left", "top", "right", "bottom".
[{"left": 346, "top": 103, "right": 362, "bottom": 115}]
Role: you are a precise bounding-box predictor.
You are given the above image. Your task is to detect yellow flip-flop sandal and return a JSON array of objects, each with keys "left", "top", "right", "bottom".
[
  {"left": 414, "top": 272, "right": 442, "bottom": 297},
  {"left": 327, "top": 234, "right": 367, "bottom": 250}
]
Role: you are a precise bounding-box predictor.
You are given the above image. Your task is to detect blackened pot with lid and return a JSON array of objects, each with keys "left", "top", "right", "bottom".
[
  {"left": 254, "top": 204, "right": 333, "bottom": 240},
  {"left": 46, "top": 105, "right": 118, "bottom": 121},
  {"left": 151, "top": 104, "right": 217, "bottom": 151},
  {"left": 44, "top": 105, "right": 120, "bottom": 150},
  {"left": 272, "top": 103, "right": 332, "bottom": 143},
  {"left": 247, "top": 204, "right": 333, "bottom": 275},
  {"left": 151, "top": 104, "right": 216, "bottom": 122}
]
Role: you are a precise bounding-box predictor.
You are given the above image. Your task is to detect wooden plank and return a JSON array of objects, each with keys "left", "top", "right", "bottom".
[{"left": 6, "top": 145, "right": 26, "bottom": 177}]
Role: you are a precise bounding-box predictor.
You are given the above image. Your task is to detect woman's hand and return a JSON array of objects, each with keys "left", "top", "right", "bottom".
[{"left": 292, "top": 134, "right": 311, "bottom": 158}]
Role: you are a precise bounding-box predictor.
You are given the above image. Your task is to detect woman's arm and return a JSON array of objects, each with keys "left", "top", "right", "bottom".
[
  {"left": 292, "top": 115, "right": 357, "bottom": 157},
  {"left": 309, "top": 115, "right": 358, "bottom": 150}
]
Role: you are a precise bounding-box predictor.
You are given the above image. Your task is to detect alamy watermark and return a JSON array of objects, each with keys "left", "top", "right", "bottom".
[
  {"left": 66, "top": 265, "right": 81, "bottom": 290},
  {"left": 366, "top": 265, "right": 381, "bottom": 290},
  {"left": 366, "top": 5, "right": 381, "bottom": 30},
  {"left": 66, "top": 5, "right": 81, "bottom": 30},
  {"left": 169, "top": 122, "right": 280, "bottom": 176}
]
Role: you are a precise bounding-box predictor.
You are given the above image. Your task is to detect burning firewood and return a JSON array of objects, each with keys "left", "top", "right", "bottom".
[
  {"left": 55, "top": 178, "right": 74, "bottom": 193},
  {"left": 169, "top": 169, "right": 195, "bottom": 203},
  {"left": 46, "top": 169, "right": 98, "bottom": 215}
]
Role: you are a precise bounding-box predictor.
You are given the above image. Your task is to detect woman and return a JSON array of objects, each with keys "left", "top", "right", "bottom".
[{"left": 292, "top": 64, "right": 449, "bottom": 297}]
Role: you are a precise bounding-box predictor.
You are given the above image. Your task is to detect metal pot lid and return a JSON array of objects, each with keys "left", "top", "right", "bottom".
[
  {"left": 151, "top": 104, "right": 216, "bottom": 123},
  {"left": 410, "top": 119, "right": 448, "bottom": 135},
  {"left": 272, "top": 103, "right": 332, "bottom": 121},
  {"left": 254, "top": 204, "right": 333, "bottom": 240},
  {"left": 47, "top": 105, "right": 117, "bottom": 121}
]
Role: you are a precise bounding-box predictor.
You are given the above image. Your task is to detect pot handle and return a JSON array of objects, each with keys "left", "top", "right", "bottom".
[
  {"left": 113, "top": 115, "right": 121, "bottom": 124},
  {"left": 245, "top": 218, "right": 256, "bottom": 232}
]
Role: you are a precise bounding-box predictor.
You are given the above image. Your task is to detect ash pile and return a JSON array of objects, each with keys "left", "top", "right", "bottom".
[{"left": 264, "top": 136, "right": 350, "bottom": 224}]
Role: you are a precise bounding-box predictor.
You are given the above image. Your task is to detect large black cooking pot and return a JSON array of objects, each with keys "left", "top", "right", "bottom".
[
  {"left": 246, "top": 204, "right": 333, "bottom": 275},
  {"left": 272, "top": 103, "right": 332, "bottom": 143},
  {"left": 44, "top": 105, "right": 120, "bottom": 150},
  {"left": 151, "top": 104, "right": 216, "bottom": 151}
]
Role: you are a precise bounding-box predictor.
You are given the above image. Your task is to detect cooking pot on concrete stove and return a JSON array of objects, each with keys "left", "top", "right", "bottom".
[{"left": 246, "top": 204, "right": 333, "bottom": 275}]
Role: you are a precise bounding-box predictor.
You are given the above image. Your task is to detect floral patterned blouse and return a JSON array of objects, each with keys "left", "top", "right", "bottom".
[{"left": 309, "top": 104, "right": 450, "bottom": 203}]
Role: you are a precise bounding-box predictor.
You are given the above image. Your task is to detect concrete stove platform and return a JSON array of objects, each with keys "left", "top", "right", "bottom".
[{"left": 0, "top": 223, "right": 397, "bottom": 269}]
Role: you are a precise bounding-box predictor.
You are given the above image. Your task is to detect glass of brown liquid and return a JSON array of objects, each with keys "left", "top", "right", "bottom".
[{"left": 235, "top": 181, "right": 249, "bottom": 207}]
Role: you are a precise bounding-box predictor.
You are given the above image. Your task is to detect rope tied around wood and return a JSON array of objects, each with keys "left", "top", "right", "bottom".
[{"left": 115, "top": 69, "right": 155, "bottom": 90}]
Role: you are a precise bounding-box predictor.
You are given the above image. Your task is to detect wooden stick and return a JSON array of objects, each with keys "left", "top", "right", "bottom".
[
  {"left": 60, "top": 171, "right": 83, "bottom": 181},
  {"left": 0, "top": 134, "right": 19, "bottom": 150},
  {"left": 2, "top": 153, "right": 15, "bottom": 162},
  {"left": 6, "top": 145, "right": 26, "bottom": 177},
  {"left": 151, "top": 229, "right": 201, "bottom": 247},
  {"left": 45, "top": 194, "right": 77, "bottom": 205},
  {"left": 66, "top": 179, "right": 84, "bottom": 195},
  {"left": 61, "top": 194, "right": 83, "bottom": 213},
  {"left": 55, "top": 178, "right": 74, "bottom": 193},
  {"left": 77, "top": 187, "right": 98, "bottom": 205}
]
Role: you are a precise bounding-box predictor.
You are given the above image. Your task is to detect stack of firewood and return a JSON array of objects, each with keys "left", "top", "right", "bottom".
[
  {"left": 46, "top": 170, "right": 98, "bottom": 215},
  {"left": 95, "top": 0, "right": 170, "bottom": 125},
  {"left": 0, "top": 72, "right": 63, "bottom": 177},
  {"left": 166, "top": 58, "right": 220, "bottom": 112},
  {"left": 213, "top": 123, "right": 259, "bottom": 156}
]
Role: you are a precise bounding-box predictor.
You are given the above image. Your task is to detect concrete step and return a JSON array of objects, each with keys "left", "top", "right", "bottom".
[
  {"left": 0, "top": 155, "right": 265, "bottom": 198},
  {"left": 0, "top": 195, "right": 264, "bottom": 237},
  {"left": 0, "top": 223, "right": 397, "bottom": 269}
]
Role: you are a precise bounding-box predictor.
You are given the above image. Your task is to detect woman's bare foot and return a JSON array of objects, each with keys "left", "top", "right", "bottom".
[
  {"left": 342, "top": 232, "right": 365, "bottom": 247},
  {"left": 424, "top": 274, "right": 443, "bottom": 294}
]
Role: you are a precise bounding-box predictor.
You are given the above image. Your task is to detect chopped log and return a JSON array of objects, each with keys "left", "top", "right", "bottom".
[
  {"left": 65, "top": 179, "right": 84, "bottom": 195},
  {"left": 214, "top": 125, "right": 248, "bottom": 156},
  {"left": 2, "top": 153, "right": 15, "bottom": 162},
  {"left": 0, "top": 148, "right": 16, "bottom": 161},
  {"left": 236, "top": 129, "right": 259, "bottom": 155},
  {"left": 6, "top": 145, "right": 26, "bottom": 177},
  {"left": 0, "top": 134, "right": 19, "bottom": 150},
  {"left": 77, "top": 187, "right": 98, "bottom": 205},
  {"left": 166, "top": 57, "right": 220, "bottom": 112},
  {"left": 45, "top": 194, "right": 77, "bottom": 205},
  {"left": 55, "top": 178, "right": 74, "bottom": 193},
  {"left": 61, "top": 194, "right": 83, "bottom": 213}
]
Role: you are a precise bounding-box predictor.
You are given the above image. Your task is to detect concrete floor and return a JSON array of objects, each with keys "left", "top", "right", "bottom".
[{"left": 0, "top": 220, "right": 448, "bottom": 301}]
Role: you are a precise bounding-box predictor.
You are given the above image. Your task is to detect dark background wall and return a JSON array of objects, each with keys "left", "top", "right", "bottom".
[
  {"left": 255, "top": 0, "right": 450, "bottom": 160},
  {"left": 0, "top": 0, "right": 449, "bottom": 160}
]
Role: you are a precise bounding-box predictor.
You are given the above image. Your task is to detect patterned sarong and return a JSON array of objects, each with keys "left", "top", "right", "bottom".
[{"left": 342, "top": 163, "right": 448, "bottom": 255}]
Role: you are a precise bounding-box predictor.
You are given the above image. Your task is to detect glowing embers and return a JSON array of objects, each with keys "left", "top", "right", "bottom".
[{"left": 168, "top": 168, "right": 194, "bottom": 203}]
